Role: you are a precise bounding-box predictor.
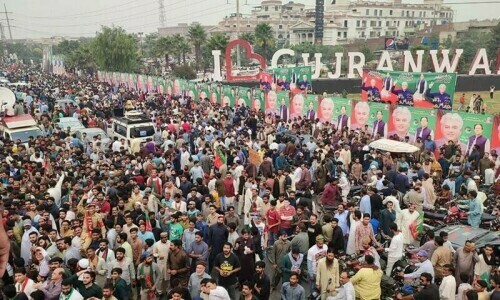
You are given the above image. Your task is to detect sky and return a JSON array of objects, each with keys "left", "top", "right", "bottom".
[{"left": 5, "top": 0, "right": 500, "bottom": 39}]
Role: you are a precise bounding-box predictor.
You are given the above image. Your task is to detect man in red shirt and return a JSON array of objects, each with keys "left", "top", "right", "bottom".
[
  {"left": 266, "top": 200, "right": 281, "bottom": 246},
  {"left": 279, "top": 199, "right": 296, "bottom": 236},
  {"left": 459, "top": 93, "right": 465, "bottom": 111}
]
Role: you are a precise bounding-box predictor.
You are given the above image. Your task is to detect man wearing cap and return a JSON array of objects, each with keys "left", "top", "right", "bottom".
[
  {"left": 152, "top": 231, "right": 170, "bottom": 294},
  {"left": 402, "top": 250, "right": 435, "bottom": 282},
  {"left": 307, "top": 234, "right": 328, "bottom": 292},
  {"left": 21, "top": 219, "right": 39, "bottom": 266}
]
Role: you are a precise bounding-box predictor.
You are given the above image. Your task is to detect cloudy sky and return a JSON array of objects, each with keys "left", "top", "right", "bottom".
[{"left": 6, "top": 0, "right": 500, "bottom": 39}]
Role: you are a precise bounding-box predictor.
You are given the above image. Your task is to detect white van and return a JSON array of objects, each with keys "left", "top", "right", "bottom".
[
  {"left": 0, "top": 115, "right": 43, "bottom": 144},
  {"left": 111, "top": 114, "right": 156, "bottom": 149}
]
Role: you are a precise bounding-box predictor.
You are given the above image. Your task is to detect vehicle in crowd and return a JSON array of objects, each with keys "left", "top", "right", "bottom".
[
  {"left": 55, "top": 98, "right": 79, "bottom": 109},
  {"left": 110, "top": 112, "right": 156, "bottom": 150},
  {"left": 429, "top": 224, "right": 500, "bottom": 250},
  {"left": 73, "top": 127, "right": 111, "bottom": 149},
  {"left": 55, "top": 117, "right": 85, "bottom": 132},
  {"left": 0, "top": 114, "right": 43, "bottom": 145}
]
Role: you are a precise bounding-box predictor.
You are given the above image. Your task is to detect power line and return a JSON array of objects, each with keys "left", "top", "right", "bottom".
[{"left": 0, "top": 4, "right": 13, "bottom": 40}]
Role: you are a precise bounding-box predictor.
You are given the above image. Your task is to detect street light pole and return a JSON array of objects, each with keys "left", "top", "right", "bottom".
[{"left": 236, "top": 0, "right": 241, "bottom": 67}]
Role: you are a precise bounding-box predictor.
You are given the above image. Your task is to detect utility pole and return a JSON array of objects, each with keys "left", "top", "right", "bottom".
[
  {"left": 158, "top": 0, "right": 166, "bottom": 28},
  {"left": 3, "top": 4, "right": 12, "bottom": 40},
  {"left": 236, "top": 0, "right": 241, "bottom": 67}
]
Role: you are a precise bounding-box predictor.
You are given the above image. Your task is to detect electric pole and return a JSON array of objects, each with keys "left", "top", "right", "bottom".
[
  {"left": 2, "top": 4, "right": 12, "bottom": 40},
  {"left": 236, "top": 0, "right": 240, "bottom": 67},
  {"left": 158, "top": 0, "right": 166, "bottom": 28}
]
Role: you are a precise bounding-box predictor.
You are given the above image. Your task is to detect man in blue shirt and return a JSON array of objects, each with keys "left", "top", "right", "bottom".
[
  {"left": 467, "top": 190, "right": 482, "bottom": 228},
  {"left": 359, "top": 188, "right": 371, "bottom": 216},
  {"left": 137, "top": 223, "right": 156, "bottom": 243}
]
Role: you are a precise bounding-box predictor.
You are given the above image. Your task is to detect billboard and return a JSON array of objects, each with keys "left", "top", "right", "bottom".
[
  {"left": 387, "top": 106, "right": 437, "bottom": 141},
  {"left": 434, "top": 111, "right": 493, "bottom": 156},
  {"left": 331, "top": 97, "right": 353, "bottom": 131},
  {"left": 361, "top": 70, "right": 457, "bottom": 110}
]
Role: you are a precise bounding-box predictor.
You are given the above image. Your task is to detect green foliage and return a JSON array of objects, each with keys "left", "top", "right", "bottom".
[
  {"left": 486, "top": 21, "right": 500, "bottom": 67},
  {"left": 202, "top": 33, "right": 229, "bottom": 70},
  {"left": 65, "top": 42, "right": 96, "bottom": 71},
  {"left": 409, "top": 45, "right": 432, "bottom": 71},
  {"left": 450, "top": 31, "right": 492, "bottom": 73},
  {"left": 92, "top": 26, "right": 138, "bottom": 72},
  {"left": 254, "top": 23, "right": 275, "bottom": 61},
  {"left": 359, "top": 44, "right": 375, "bottom": 62},
  {"left": 53, "top": 40, "right": 81, "bottom": 56},
  {"left": 0, "top": 42, "right": 44, "bottom": 63},
  {"left": 143, "top": 33, "right": 160, "bottom": 58},
  {"left": 172, "top": 64, "right": 196, "bottom": 80},
  {"left": 290, "top": 43, "right": 344, "bottom": 64},
  {"left": 239, "top": 32, "right": 255, "bottom": 44},
  {"left": 188, "top": 24, "right": 207, "bottom": 71}
]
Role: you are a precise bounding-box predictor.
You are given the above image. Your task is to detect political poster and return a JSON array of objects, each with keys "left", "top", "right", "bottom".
[
  {"left": 259, "top": 71, "right": 273, "bottom": 90},
  {"left": 492, "top": 115, "right": 500, "bottom": 156},
  {"left": 157, "top": 78, "right": 165, "bottom": 94},
  {"left": 252, "top": 88, "right": 265, "bottom": 112},
  {"left": 289, "top": 91, "right": 306, "bottom": 120},
  {"left": 120, "top": 73, "right": 127, "bottom": 86},
  {"left": 237, "top": 87, "right": 252, "bottom": 107},
  {"left": 318, "top": 96, "right": 336, "bottom": 124},
  {"left": 272, "top": 68, "right": 292, "bottom": 91},
  {"left": 147, "top": 76, "right": 154, "bottom": 92},
  {"left": 366, "top": 102, "right": 391, "bottom": 138},
  {"left": 410, "top": 107, "right": 437, "bottom": 142},
  {"left": 128, "top": 73, "right": 136, "bottom": 90},
  {"left": 331, "top": 97, "right": 353, "bottom": 131},
  {"left": 275, "top": 91, "right": 290, "bottom": 121},
  {"left": 222, "top": 85, "right": 235, "bottom": 107},
  {"left": 187, "top": 81, "right": 198, "bottom": 100},
  {"left": 434, "top": 111, "right": 493, "bottom": 156},
  {"left": 350, "top": 100, "right": 372, "bottom": 130},
  {"left": 303, "top": 94, "right": 318, "bottom": 121},
  {"left": 387, "top": 107, "right": 438, "bottom": 142},
  {"left": 361, "top": 70, "right": 457, "bottom": 110},
  {"left": 292, "top": 66, "right": 313, "bottom": 92},
  {"left": 137, "top": 74, "right": 146, "bottom": 92},
  {"left": 177, "top": 79, "right": 188, "bottom": 96}
]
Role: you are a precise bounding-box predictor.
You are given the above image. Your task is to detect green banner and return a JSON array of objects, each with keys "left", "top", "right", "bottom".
[
  {"left": 366, "top": 102, "right": 391, "bottom": 138},
  {"left": 222, "top": 85, "right": 234, "bottom": 107},
  {"left": 187, "top": 81, "right": 198, "bottom": 100},
  {"left": 252, "top": 88, "right": 265, "bottom": 112},
  {"left": 292, "top": 66, "right": 313, "bottom": 92},
  {"left": 332, "top": 97, "right": 353, "bottom": 130},
  {"left": 361, "top": 70, "right": 457, "bottom": 110},
  {"left": 238, "top": 87, "right": 252, "bottom": 107}
]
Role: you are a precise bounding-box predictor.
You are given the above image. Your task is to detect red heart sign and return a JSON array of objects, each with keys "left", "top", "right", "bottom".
[{"left": 225, "top": 39, "right": 267, "bottom": 82}]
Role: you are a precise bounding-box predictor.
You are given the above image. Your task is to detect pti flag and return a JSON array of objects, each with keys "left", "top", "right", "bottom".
[
  {"left": 214, "top": 147, "right": 227, "bottom": 169},
  {"left": 361, "top": 70, "right": 457, "bottom": 110}
]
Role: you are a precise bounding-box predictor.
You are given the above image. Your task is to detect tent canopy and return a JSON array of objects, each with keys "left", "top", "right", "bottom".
[{"left": 369, "top": 138, "right": 420, "bottom": 153}]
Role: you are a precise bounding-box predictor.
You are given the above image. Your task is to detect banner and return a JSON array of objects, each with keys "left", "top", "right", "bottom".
[
  {"left": 361, "top": 70, "right": 457, "bottom": 110},
  {"left": 492, "top": 115, "right": 500, "bottom": 155},
  {"left": 289, "top": 92, "right": 306, "bottom": 120},
  {"left": 252, "top": 88, "right": 265, "bottom": 112},
  {"left": 331, "top": 97, "right": 353, "bottom": 131},
  {"left": 272, "top": 68, "right": 291, "bottom": 91},
  {"left": 318, "top": 96, "right": 335, "bottom": 124},
  {"left": 187, "top": 81, "right": 198, "bottom": 100},
  {"left": 365, "top": 102, "right": 391, "bottom": 138},
  {"left": 388, "top": 107, "right": 437, "bottom": 142},
  {"left": 128, "top": 73, "right": 136, "bottom": 90},
  {"left": 291, "top": 66, "right": 313, "bottom": 92},
  {"left": 259, "top": 72, "right": 272, "bottom": 90},
  {"left": 238, "top": 87, "right": 252, "bottom": 107},
  {"left": 222, "top": 85, "right": 234, "bottom": 107},
  {"left": 435, "top": 111, "right": 493, "bottom": 156},
  {"left": 303, "top": 94, "right": 318, "bottom": 121}
]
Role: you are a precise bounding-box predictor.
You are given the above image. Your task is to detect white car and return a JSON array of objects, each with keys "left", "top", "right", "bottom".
[
  {"left": 74, "top": 128, "right": 111, "bottom": 148},
  {"left": 56, "top": 117, "right": 85, "bottom": 132}
]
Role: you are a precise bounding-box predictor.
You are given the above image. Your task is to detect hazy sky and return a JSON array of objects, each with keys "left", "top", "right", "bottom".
[{"left": 5, "top": 0, "right": 500, "bottom": 39}]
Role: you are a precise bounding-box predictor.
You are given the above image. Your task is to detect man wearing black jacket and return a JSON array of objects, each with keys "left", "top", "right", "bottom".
[{"left": 328, "top": 218, "right": 344, "bottom": 254}]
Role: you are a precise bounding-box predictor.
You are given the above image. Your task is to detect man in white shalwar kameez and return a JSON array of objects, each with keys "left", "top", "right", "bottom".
[
  {"left": 346, "top": 211, "right": 361, "bottom": 255},
  {"left": 397, "top": 203, "right": 420, "bottom": 246},
  {"left": 21, "top": 219, "right": 39, "bottom": 267},
  {"left": 243, "top": 186, "right": 264, "bottom": 225},
  {"left": 152, "top": 232, "right": 171, "bottom": 294}
]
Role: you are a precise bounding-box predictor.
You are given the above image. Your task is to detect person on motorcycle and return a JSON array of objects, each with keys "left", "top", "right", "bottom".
[
  {"left": 467, "top": 190, "right": 482, "bottom": 228},
  {"left": 357, "top": 238, "right": 381, "bottom": 269},
  {"left": 326, "top": 271, "right": 355, "bottom": 300},
  {"left": 396, "top": 272, "right": 439, "bottom": 300},
  {"left": 400, "top": 250, "right": 435, "bottom": 283},
  {"left": 384, "top": 223, "right": 404, "bottom": 276}
]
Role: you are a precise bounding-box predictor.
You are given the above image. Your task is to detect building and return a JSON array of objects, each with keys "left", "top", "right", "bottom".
[
  {"left": 193, "top": 0, "right": 454, "bottom": 46},
  {"left": 158, "top": 22, "right": 214, "bottom": 38},
  {"left": 293, "top": 0, "right": 454, "bottom": 45}
]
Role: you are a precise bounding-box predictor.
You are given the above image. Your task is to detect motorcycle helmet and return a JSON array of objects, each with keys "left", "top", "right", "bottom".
[{"left": 401, "top": 284, "right": 415, "bottom": 295}]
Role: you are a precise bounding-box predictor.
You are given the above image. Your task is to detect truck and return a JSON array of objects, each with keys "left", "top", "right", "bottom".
[{"left": 0, "top": 114, "right": 44, "bottom": 144}]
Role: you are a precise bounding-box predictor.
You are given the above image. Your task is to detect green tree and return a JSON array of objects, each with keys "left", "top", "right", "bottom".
[
  {"left": 409, "top": 45, "right": 431, "bottom": 71},
  {"left": 65, "top": 43, "right": 96, "bottom": 72},
  {"left": 153, "top": 36, "right": 175, "bottom": 70},
  {"left": 188, "top": 24, "right": 207, "bottom": 71},
  {"left": 143, "top": 32, "right": 160, "bottom": 58},
  {"left": 175, "top": 36, "right": 190, "bottom": 64},
  {"left": 202, "top": 33, "right": 229, "bottom": 71},
  {"left": 239, "top": 32, "right": 255, "bottom": 44},
  {"left": 92, "top": 26, "right": 138, "bottom": 72},
  {"left": 172, "top": 64, "right": 196, "bottom": 79},
  {"left": 254, "top": 23, "right": 275, "bottom": 61},
  {"left": 359, "top": 44, "right": 375, "bottom": 62},
  {"left": 53, "top": 40, "right": 81, "bottom": 56},
  {"left": 487, "top": 21, "right": 500, "bottom": 67}
]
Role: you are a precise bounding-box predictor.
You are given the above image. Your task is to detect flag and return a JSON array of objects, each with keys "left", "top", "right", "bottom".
[
  {"left": 145, "top": 211, "right": 152, "bottom": 232},
  {"left": 214, "top": 147, "right": 227, "bottom": 169}
]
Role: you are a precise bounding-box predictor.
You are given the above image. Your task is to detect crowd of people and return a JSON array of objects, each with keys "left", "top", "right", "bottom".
[{"left": 0, "top": 62, "right": 498, "bottom": 300}]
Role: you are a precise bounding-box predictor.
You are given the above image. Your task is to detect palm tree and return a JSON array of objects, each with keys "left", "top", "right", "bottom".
[
  {"left": 155, "top": 36, "right": 175, "bottom": 70},
  {"left": 205, "top": 33, "right": 230, "bottom": 71},
  {"left": 239, "top": 32, "right": 255, "bottom": 44},
  {"left": 176, "top": 37, "right": 190, "bottom": 64},
  {"left": 188, "top": 24, "right": 207, "bottom": 71},
  {"left": 254, "top": 23, "right": 275, "bottom": 60}
]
